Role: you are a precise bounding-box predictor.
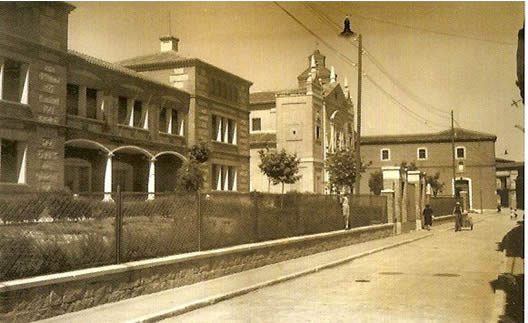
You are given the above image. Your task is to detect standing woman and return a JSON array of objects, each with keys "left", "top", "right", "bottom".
[
  {"left": 423, "top": 204, "right": 433, "bottom": 230},
  {"left": 342, "top": 195, "right": 350, "bottom": 230}
]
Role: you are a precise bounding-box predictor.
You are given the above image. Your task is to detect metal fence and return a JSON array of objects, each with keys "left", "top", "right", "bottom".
[{"left": 0, "top": 190, "right": 387, "bottom": 282}]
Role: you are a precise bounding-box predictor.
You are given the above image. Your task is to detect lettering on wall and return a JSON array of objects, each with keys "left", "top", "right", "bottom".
[{"left": 37, "top": 65, "right": 62, "bottom": 125}]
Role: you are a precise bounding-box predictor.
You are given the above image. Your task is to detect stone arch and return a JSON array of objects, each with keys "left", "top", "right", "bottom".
[
  {"left": 153, "top": 150, "right": 187, "bottom": 161},
  {"left": 64, "top": 139, "right": 111, "bottom": 153},
  {"left": 111, "top": 145, "right": 153, "bottom": 158}
]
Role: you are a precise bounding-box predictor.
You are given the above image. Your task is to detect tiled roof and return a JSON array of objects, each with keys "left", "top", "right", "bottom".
[
  {"left": 117, "top": 51, "right": 252, "bottom": 85},
  {"left": 67, "top": 50, "right": 189, "bottom": 95},
  {"left": 361, "top": 128, "right": 496, "bottom": 145},
  {"left": 250, "top": 133, "right": 277, "bottom": 147},
  {"left": 250, "top": 91, "right": 276, "bottom": 104},
  {"left": 117, "top": 51, "right": 186, "bottom": 68}
]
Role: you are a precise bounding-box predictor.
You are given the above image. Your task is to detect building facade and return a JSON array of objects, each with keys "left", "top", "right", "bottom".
[
  {"left": 249, "top": 50, "right": 355, "bottom": 193},
  {"left": 496, "top": 158, "right": 524, "bottom": 210},
  {"left": 359, "top": 128, "right": 497, "bottom": 210},
  {"left": 118, "top": 37, "right": 252, "bottom": 192},
  {"left": 0, "top": 2, "right": 251, "bottom": 195}
]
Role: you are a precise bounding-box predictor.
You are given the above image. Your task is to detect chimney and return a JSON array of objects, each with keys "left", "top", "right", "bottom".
[{"left": 160, "top": 36, "right": 179, "bottom": 52}]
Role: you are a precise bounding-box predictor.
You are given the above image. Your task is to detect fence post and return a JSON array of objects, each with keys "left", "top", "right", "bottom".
[
  {"left": 253, "top": 192, "right": 259, "bottom": 242},
  {"left": 381, "top": 189, "right": 394, "bottom": 228},
  {"left": 196, "top": 191, "right": 201, "bottom": 252},
  {"left": 115, "top": 185, "right": 122, "bottom": 264}
]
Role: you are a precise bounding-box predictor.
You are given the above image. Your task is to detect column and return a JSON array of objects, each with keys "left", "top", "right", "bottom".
[
  {"left": 382, "top": 166, "right": 401, "bottom": 234},
  {"left": 103, "top": 152, "right": 113, "bottom": 201},
  {"left": 96, "top": 90, "right": 105, "bottom": 120},
  {"left": 216, "top": 117, "right": 222, "bottom": 142},
  {"left": 147, "top": 158, "right": 156, "bottom": 200},
  {"left": 233, "top": 167, "right": 238, "bottom": 191},
  {"left": 127, "top": 98, "right": 134, "bottom": 127},
  {"left": 223, "top": 165, "right": 229, "bottom": 191},
  {"left": 223, "top": 118, "right": 229, "bottom": 143},
  {"left": 179, "top": 114, "right": 185, "bottom": 136},
  {"left": 17, "top": 143, "right": 27, "bottom": 184},
  {"left": 232, "top": 122, "right": 237, "bottom": 145},
  {"left": 401, "top": 172, "right": 408, "bottom": 228},
  {"left": 216, "top": 165, "right": 222, "bottom": 190},
  {"left": 20, "top": 64, "right": 29, "bottom": 104},
  {"left": 408, "top": 170, "right": 422, "bottom": 231}
]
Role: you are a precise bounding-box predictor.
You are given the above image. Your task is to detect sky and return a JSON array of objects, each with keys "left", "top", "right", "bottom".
[{"left": 68, "top": 1, "right": 525, "bottom": 161}]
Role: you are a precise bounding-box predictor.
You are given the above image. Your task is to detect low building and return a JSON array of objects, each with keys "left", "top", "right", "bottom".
[
  {"left": 0, "top": 2, "right": 251, "bottom": 195},
  {"left": 360, "top": 128, "right": 497, "bottom": 210},
  {"left": 496, "top": 158, "right": 524, "bottom": 210},
  {"left": 249, "top": 50, "right": 355, "bottom": 193}
]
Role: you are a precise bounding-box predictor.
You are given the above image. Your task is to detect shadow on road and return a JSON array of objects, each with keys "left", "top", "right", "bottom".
[{"left": 490, "top": 220, "right": 524, "bottom": 323}]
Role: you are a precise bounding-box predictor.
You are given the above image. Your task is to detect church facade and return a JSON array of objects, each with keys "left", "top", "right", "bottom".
[{"left": 249, "top": 50, "right": 355, "bottom": 193}]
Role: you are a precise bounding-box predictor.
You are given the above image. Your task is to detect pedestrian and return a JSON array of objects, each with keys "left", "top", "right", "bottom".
[
  {"left": 453, "top": 202, "right": 463, "bottom": 232},
  {"left": 423, "top": 204, "right": 433, "bottom": 230},
  {"left": 497, "top": 204, "right": 502, "bottom": 213},
  {"left": 342, "top": 195, "right": 350, "bottom": 230}
]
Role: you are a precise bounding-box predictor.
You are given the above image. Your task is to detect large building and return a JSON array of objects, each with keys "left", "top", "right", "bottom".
[
  {"left": 359, "top": 128, "right": 497, "bottom": 210},
  {"left": 249, "top": 50, "right": 355, "bottom": 193},
  {"left": 0, "top": 2, "right": 251, "bottom": 195}
]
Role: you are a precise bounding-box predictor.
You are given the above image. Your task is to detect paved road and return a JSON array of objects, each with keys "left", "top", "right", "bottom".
[{"left": 163, "top": 212, "right": 518, "bottom": 323}]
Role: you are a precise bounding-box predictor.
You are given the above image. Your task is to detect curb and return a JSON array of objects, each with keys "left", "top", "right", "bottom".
[
  {"left": 492, "top": 250, "right": 509, "bottom": 323},
  {"left": 129, "top": 232, "right": 433, "bottom": 323}
]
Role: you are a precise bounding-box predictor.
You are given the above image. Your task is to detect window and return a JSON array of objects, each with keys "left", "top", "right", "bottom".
[
  {"left": 170, "top": 109, "right": 179, "bottom": 135},
  {"left": 132, "top": 101, "right": 143, "bottom": 127},
  {"left": 252, "top": 118, "right": 262, "bottom": 131},
  {"left": 212, "top": 164, "right": 237, "bottom": 191},
  {"left": 0, "top": 139, "right": 26, "bottom": 184},
  {"left": 315, "top": 115, "right": 321, "bottom": 141},
  {"left": 1, "top": 58, "right": 28, "bottom": 103},
  {"left": 66, "top": 84, "right": 79, "bottom": 115},
  {"left": 381, "top": 148, "right": 390, "bottom": 161},
  {"left": 118, "top": 96, "right": 128, "bottom": 124},
  {"left": 456, "top": 146, "right": 466, "bottom": 159},
  {"left": 159, "top": 107, "right": 168, "bottom": 132},
  {"left": 417, "top": 148, "right": 427, "bottom": 160},
  {"left": 86, "top": 88, "right": 98, "bottom": 119},
  {"left": 212, "top": 114, "right": 237, "bottom": 144}
]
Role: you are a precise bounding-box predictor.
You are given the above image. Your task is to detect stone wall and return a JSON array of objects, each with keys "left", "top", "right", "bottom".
[
  {"left": 0, "top": 224, "right": 393, "bottom": 322},
  {"left": 433, "top": 214, "right": 455, "bottom": 226}
]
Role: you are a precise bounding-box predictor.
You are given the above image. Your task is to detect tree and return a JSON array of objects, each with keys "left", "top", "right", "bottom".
[
  {"left": 258, "top": 149, "right": 301, "bottom": 193},
  {"left": 175, "top": 161, "right": 204, "bottom": 192},
  {"left": 425, "top": 172, "right": 445, "bottom": 197},
  {"left": 400, "top": 161, "right": 418, "bottom": 171},
  {"left": 188, "top": 142, "right": 210, "bottom": 163},
  {"left": 368, "top": 171, "right": 383, "bottom": 195},
  {"left": 326, "top": 149, "right": 369, "bottom": 193}
]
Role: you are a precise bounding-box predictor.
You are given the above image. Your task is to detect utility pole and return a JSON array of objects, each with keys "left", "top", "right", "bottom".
[
  {"left": 451, "top": 110, "right": 456, "bottom": 199},
  {"left": 354, "top": 34, "right": 362, "bottom": 195}
]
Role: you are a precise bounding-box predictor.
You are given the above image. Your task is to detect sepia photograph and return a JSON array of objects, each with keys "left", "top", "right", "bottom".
[{"left": 0, "top": 1, "right": 524, "bottom": 322}]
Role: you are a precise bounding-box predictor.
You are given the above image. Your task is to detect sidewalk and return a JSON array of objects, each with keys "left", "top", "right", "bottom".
[{"left": 39, "top": 227, "right": 440, "bottom": 323}]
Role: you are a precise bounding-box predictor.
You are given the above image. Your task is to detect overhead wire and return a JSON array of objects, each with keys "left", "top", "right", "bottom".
[
  {"left": 274, "top": 2, "right": 449, "bottom": 130},
  {"left": 304, "top": 3, "right": 451, "bottom": 119}
]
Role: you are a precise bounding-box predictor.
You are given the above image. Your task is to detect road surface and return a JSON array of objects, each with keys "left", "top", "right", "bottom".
[{"left": 163, "top": 212, "right": 517, "bottom": 323}]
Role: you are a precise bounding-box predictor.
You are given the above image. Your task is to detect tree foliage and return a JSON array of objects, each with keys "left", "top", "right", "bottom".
[
  {"left": 368, "top": 170, "right": 383, "bottom": 195},
  {"left": 258, "top": 149, "right": 301, "bottom": 193},
  {"left": 425, "top": 172, "right": 445, "bottom": 197},
  {"left": 188, "top": 142, "right": 210, "bottom": 163},
  {"left": 326, "top": 149, "right": 369, "bottom": 193},
  {"left": 175, "top": 161, "right": 204, "bottom": 192}
]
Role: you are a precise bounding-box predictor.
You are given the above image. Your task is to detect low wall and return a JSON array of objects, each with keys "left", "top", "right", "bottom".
[
  {"left": 433, "top": 214, "right": 455, "bottom": 226},
  {"left": 0, "top": 224, "right": 394, "bottom": 322}
]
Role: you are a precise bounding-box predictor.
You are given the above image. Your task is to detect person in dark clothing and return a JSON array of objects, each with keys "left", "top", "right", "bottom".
[
  {"left": 453, "top": 202, "right": 463, "bottom": 231},
  {"left": 423, "top": 204, "right": 433, "bottom": 230}
]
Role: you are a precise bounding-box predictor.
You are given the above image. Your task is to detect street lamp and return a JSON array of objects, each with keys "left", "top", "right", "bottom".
[{"left": 340, "top": 15, "right": 362, "bottom": 195}]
